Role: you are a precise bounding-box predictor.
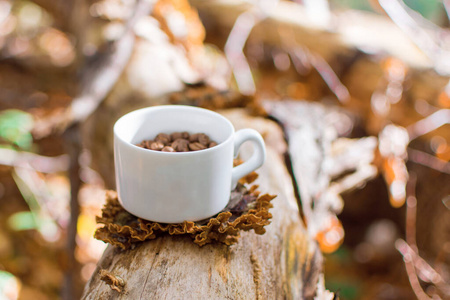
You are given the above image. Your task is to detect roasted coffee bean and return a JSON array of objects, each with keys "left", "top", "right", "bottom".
[
  {"left": 150, "top": 141, "right": 164, "bottom": 151},
  {"left": 155, "top": 133, "right": 171, "bottom": 145},
  {"left": 139, "top": 132, "right": 216, "bottom": 152},
  {"left": 170, "top": 132, "right": 183, "bottom": 141},
  {"left": 189, "top": 142, "right": 207, "bottom": 151},
  {"left": 138, "top": 140, "right": 150, "bottom": 148},
  {"left": 162, "top": 146, "right": 175, "bottom": 152},
  {"left": 198, "top": 134, "right": 210, "bottom": 146},
  {"left": 171, "top": 138, "right": 189, "bottom": 152},
  {"left": 189, "top": 133, "right": 200, "bottom": 143},
  {"left": 144, "top": 140, "right": 154, "bottom": 149}
]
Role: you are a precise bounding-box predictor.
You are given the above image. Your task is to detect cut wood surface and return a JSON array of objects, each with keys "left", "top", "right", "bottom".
[{"left": 82, "top": 108, "right": 323, "bottom": 299}]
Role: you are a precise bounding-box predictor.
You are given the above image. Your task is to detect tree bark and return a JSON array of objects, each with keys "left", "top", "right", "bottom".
[{"left": 82, "top": 109, "right": 324, "bottom": 299}]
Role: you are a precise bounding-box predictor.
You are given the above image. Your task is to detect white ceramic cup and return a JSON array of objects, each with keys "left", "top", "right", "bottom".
[{"left": 113, "top": 105, "right": 266, "bottom": 223}]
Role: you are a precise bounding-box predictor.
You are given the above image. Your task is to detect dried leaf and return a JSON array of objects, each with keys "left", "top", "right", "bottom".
[{"left": 95, "top": 180, "right": 275, "bottom": 249}]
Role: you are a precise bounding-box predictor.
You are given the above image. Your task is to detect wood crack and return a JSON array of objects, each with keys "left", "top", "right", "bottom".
[
  {"left": 250, "top": 252, "right": 262, "bottom": 300},
  {"left": 266, "top": 115, "right": 306, "bottom": 225},
  {"left": 139, "top": 238, "right": 164, "bottom": 300}
]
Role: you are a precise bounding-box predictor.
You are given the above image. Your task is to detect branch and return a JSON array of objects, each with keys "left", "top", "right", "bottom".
[
  {"left": 407, "top": 109, "right": 450, "bottom": 141},
  {"left": 12, "top": 166, "right": 65, "bottom": 230},
  {"left": 288, "top": 45, "right": 350, "bottom": 103},
  {"left": 378, "top": 0, "right": 450, "bottom": 75},
  {"left": 224, "top": 0, "right": 279, "bottom": 95},
  {"left": 0, "top": 148, "right": 69, "bottom": 173},
  {"left": 395, "top": 174, "right": 450, "bottom": 299},
  {"left": 33, "top": 0, "right": 153, "bottom": 138},
  {"left": 192, "top": 0, "right": 431, "bottom": 69},
  {"left": 407, "top": 148, "right": 450, "bottom": 175},
  {"left": 445, "top": 0, "right": 450, "bottom": 22},
  {"left": 395, "top": 173, "right": 432, "bottom": 299},
  {"left": 396, "top": 239, "right": 433, "bottom": 300},
  {"left": 397, "top": 240, "right": 447, "bottom": 287},
  {"left": 405, "top": 175, "right": 418, "bottom": 249},
  {"left": 306, "top": 49, "right": 350, "bottom": 104},
  {"left": 61, "top": 125, "right": 82, "bottom": 300},
  {"left": 224, "top": 11, "right": 258, "bottom": 95},
  {"left": 278, "top": 28, "right": 350, "bottom": 103}
]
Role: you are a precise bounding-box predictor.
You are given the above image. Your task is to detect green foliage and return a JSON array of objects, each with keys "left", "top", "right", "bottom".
[
  {"left": 404, "top": 0, "right": 443, "bottom": 21},
  {"left": 325, "top": 247, "right": 361, "bottom": 299},
  {"left": 332, "top": 0, "right": 445, "bottom": 24},
  {"left": 0, "top": 109, "right": 34, "bottom": 150},
  {"left": 331, "top": 0, "right": 373, "bottom": 12},
  {"left": 7, "top": 210, "right": 58, "bottom": 241},
  {"left": 7, "top": 211, "right": 38, "bottom": 231},
  {"left": 10, "top": 170, "right": 60, "bottom": 241},
  {"left": 326, "top": 278, "right": 361, "bottom": 300}
]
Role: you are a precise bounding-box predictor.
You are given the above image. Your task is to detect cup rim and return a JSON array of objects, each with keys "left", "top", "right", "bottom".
[{"left": 113, "top": 105, "right": 235, "bottom": 156}]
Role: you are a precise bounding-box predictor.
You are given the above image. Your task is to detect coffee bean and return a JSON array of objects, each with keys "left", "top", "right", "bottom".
[
  {"left": 155, "top": 133, "right": 171, "bottom": 145},
  {"left": 198, "top": 134, "right": 210, "bottom": 146},
  {"left": 170, "top": 132, "right": 183, "bottom": 141},
  {"left": 139, "top": 132, "right": 217, "bottom": 152},
  {"left": 150, "top": 141, "right": 164, "bottom": 151},
  {"left": 162, "top": 146, "right": 175, "bottom": 152},
  {"left": 189, "top": 142, "right": 207, "bottom": 151},
  {"left": 171, "top": 138, "right": 189, "bottom": 152},
  {"left": 144, "top": 140, "right": 154, "bottom": 149},
  {"left": 189, "top": 133, "right": 200, "bottom": 143}
]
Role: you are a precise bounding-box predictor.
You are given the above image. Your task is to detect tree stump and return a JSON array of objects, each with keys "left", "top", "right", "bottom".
[{"left": 82, "top": 109, "right": 324, "bottom": 299}]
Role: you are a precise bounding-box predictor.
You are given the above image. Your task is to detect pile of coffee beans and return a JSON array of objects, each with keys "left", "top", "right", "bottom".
[{"left": 137, "top": 132, "right": 218, "bottom": 152}]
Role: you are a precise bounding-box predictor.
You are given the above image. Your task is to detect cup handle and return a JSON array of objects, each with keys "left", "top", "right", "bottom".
[{"left": 231, "top": 129, "right": 266, "bottom": 189}]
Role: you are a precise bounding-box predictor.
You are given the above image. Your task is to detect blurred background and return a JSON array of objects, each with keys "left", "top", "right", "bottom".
[{"left": 0, "top": 0, "right": 449, "bottom": 299}]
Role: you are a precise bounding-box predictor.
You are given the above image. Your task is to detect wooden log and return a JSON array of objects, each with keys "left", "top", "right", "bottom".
[
  {"left": 264, "top": 100, "right": 378, "bottom": 248},
  {"left": 82, "top": 109, "right": 324, "bottom": 299},
  {"left": 191, "top": 0, "right": 431, "bottom": 69}
]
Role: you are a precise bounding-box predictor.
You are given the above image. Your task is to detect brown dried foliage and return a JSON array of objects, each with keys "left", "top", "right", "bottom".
[
  {"left": 94, "top": 163, "right": 276, "bottom": 249},
  {"left": 99, "top": 269, "right": 125, "bottom": 293}
]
